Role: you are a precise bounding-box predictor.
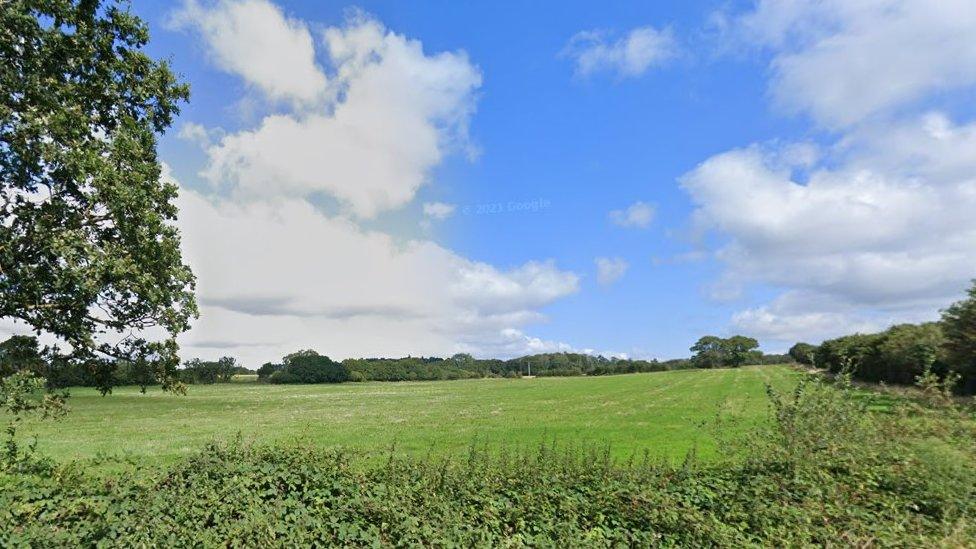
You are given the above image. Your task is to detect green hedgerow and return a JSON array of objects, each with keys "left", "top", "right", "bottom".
[{"left": 2, "top": 374, "right": 974, "bottom": 546}]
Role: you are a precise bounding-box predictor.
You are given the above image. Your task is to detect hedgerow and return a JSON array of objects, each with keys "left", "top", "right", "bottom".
[{"left": 2, "top": 374, "right": 974, "bottom": 546}]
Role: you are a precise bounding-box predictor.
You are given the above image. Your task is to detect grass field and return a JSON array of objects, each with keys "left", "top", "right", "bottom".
[{"left": 10, "top": 365, "right": 797, "bottom": 467}]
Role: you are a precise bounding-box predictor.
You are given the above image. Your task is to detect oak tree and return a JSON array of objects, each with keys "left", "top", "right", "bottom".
[{"left": 1, "top": 0, "right": 196, "bottom": 393}]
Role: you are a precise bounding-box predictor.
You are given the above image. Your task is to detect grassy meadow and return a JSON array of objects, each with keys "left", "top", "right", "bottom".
[{"left": 11, "top": 365, "right": 797, "bottom": 467}]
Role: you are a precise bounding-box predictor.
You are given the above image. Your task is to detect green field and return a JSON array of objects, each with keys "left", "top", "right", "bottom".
[{"left": 12, "top": 366, "right": 797, "bottom": 466}]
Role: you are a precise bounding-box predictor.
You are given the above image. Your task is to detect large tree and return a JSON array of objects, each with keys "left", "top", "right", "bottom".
[
  {"left": 0, "top": 0, "right": 196, "bottom": 393},
  {"left": 722, "top": 335, "right": 760, "bottom": 368},
  {"left": 0, "top": 335, "right": 45, "bottom": 377},
  {"left": 691, "top": 335, "right": 761, "bottom": 368},
  {"left": 690, "top": 336, "right": 726, "bottom": 369}
]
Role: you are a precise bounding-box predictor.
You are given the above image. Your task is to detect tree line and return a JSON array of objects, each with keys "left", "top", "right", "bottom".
[
  {"left": 788, "top": 281, "right": 976, "bottom": 394},
  {"left": 252, "top": 340, "right": 786, "bottom": 385},
  {"left": 0, "top": 343, "right": 255, "bottom": 390},
  {"left": 0, "top": 333, "right": 789, "bottom": 390}
]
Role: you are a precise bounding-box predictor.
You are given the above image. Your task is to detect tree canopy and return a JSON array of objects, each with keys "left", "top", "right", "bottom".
[
  {"left": 1, "top": 0, "right": 196, "bottom": 392},
  {"left": 0, "top": 335, "right": 45, "bottom": 378},
  {"left": 690, "top": 336, "right": 760, "bottom": 368}
]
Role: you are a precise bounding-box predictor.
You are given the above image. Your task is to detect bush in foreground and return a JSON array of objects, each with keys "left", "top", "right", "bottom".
[{"left": 2, "top": 374, "right": 973, "bottom": 546}]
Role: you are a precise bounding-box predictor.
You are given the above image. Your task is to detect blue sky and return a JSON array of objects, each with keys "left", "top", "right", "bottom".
[{"left": 119, "top": 1, "right": 976, "bottom": 366}]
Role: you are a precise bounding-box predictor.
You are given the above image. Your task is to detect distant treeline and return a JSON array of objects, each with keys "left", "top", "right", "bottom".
[
  {"left": 788, "top": 281, "right": 976, "bottom": 394},
  {"left": 0, "top": 334, "right": 791, "bottom": 390},
  {"left": 254, "top": 344, "right": 790, "bottom": 385},
  {"left": 0, "top": 343, "right": 256, "bottom": 390},
  {"left": 255, "top": 352, "right": 679, "bottom": 384}
]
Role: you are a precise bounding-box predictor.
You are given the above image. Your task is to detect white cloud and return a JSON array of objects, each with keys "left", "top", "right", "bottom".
[
  {"left": 178, "top": 122, "right": 226, "bottom": 148},
  {"left": 726, "top": 0, "right": 976, "bottom": 127},
  {"left": 193, "top": 13, "right": 481, "bottom": 218},
  {"left": 423, "top": 202, "right": 456, "bottom": 220},
  {"left": 564, "top": 26, "right": 676, "bottom": 78},
  {"left": 451, "top": 260, "right": 580, "bottom": 315},
  {"left": 170, "top": 0, "right": 328, "bottom": 105},
  {"left": 178, "top": 122, "right": 210, "bottom": 146},
  {"left": 681, "top": 114, "right": 976, "bottom": 342},
  {"left": 460, "top": 328, "right": 575, "bottom": 358},
  {"left": 176, "top": 188, "right": 580, "bottom": 365},
  {"left": 595, "top": 257, "right": 629, "bottom": 286},
  {"left": 691, "top": 1, "right": 976, "bottom": 343},
  {"left": 164, "top": 6, "right": 577, "bottom": 364},
  {"left": 609, "top": 201, "right": 655, "bottom": 228},
  {"left": 732, "top": 304, "right": 884, "bottom": 344}
]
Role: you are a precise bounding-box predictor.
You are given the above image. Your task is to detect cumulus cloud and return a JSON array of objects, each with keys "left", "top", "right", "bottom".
[
  {"left": 165, "top": 4, "right": 577, "bottom": 364},
  {"left": 176, "top": 188, "right": 580, "bottom": 364},
  {"left": 730, "top": 285, "right": 958, "bottom": 347},
  {"left": 170, "top": 0, "right": 328, "bottom": 104},
  {"left": 595, "top": 257, "right": 629, "bottom": 286},
  {"left": 178, "top": 122, "right": 225, "bottom": 148},
  {"left": 451, "top": 260, "right": 580, "bottom": 315},
  {"left": 609, "top": 201, "right": 655, "bottom": 228},
  {"left": 185, "top": 9, "right": 481, "bottom": 219},
  {"left": 732, "top": 307, "right": 878, "bottom": 344},
  {"left": 724, "top": 0, "right": 976, "bottom": 127},
  {"left": 682, "top": 0, "right": 976, "bottom": 345},
  {"left": 422, "top": 202, "right": 456, "bottom": 220},
  {"left": 457, "top": 328, "right": 575, "bottom": 359},
  {"left": 178, "top": 122, "right": 210, "bottom": 145},
  {"left": 564, "top": 26, "right": 676, "bottom": 78},
  {"left": 682, "top": 115, "right": 976, "bottom": 343}
]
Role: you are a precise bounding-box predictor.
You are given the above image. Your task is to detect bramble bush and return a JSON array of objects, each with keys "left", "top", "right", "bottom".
[{"left": 2, "top": 372, "right": 973, "bottom": 546}]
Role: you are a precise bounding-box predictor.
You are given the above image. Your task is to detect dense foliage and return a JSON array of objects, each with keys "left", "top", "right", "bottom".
[
  {"left": 788, "top": 342, "right": 817, "bottom": 365},
  {"left": 1, "top": 334, "right": 163, "bottom": 389},
  {"left": 342, "top": 352, "right": 674, "bottom": 382},
  {"left": 689, "top": 335, "right": 760, "bottom": 368},
  {"left": 942, "top": 280, "right": 976, "bottom": 394},
  {"left": 501, "top": 353, "right": 666, "bottom": 377},
  {"left": 267, "top": 352, "right": 350, "bottom": 384},
  {"left": 0, "top": 0, "right": 196, "bottom": 393},
  {"left": 791, "top": 280, "right": 976, "bottom": 394},
  {"left": 0, "top": 336, "right": 45, "bottom": 378},
  {"left": 815, "top": 323, "right": 950, "bottom": 385},
  {"left": 177, "top": 357, "right": 248, "bottom": 385},
  {"left": 343, "top": 355, "right": 482, "bottom": 381},
  {"left": 2, "top": 374, "right": 973, "bottom": 546}
]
